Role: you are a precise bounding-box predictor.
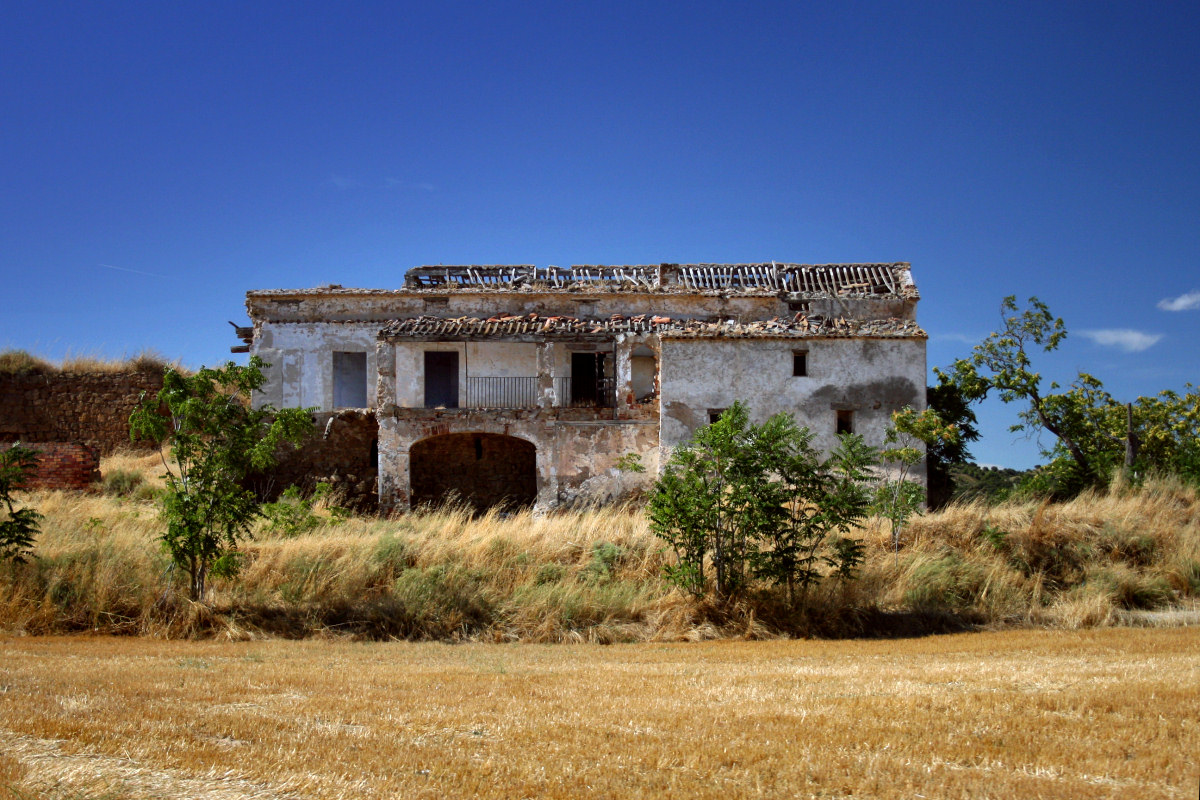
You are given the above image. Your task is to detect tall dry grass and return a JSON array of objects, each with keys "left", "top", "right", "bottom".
[
  {"left": 0, "top": 348, "right": 172, "bottom": 375},
  {"left": 1, "top": 454, "right": 1197, "bottom": 640}
]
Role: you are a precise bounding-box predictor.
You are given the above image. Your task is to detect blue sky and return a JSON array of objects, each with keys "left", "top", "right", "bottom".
[{"left": 2, "top": 1, "right": 1198, "bottom": 468}]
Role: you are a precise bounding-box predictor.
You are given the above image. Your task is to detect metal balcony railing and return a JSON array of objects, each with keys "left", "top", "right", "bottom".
[
  {"left": 455, "top": 376, "right": 617, "bottom": 409},
  {"left": 464, "top": 376, "right": 539, "bottom": 408},
  {"left": 554, "top": 376, "right": 616, "bottom": 408}
]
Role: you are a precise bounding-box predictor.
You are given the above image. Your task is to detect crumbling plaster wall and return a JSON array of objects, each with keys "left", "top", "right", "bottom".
[
  {"left": 252, "top": 322, "right": 379, "bottom": 410},
  {"left": 658, "top": 337, "right": 927, "bottom": 476},
  {"left": 384, "top": 339, "right": 657, "bottom": 412},
  {"left": 248, "top": 290, "right": 912, "bottom": 412},
  {"left": 248, "top": 291, "right": 911, "bottom": 325}
]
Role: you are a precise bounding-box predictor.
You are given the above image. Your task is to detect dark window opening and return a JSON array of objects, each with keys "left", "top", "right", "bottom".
[
  {"left": 836, "top": 409, "right": 854, "bottom": 435},
  {"left": 787, "top": 300, "right": 810, "bottom": 313},
  {"left": 424, "top": 351, "right": 459, "bottom": 408},
  {"left": 708, "top": 408, "right": 727, "bottom": 425},
  {"left": 570, "top": 351, "right": 608, "bottom": 405},
  {"left": 333, "top": 351, "right": 368, "bottom": 408},
  {"left": 792, "top": 351, "right": 808, "bottom": 377}
]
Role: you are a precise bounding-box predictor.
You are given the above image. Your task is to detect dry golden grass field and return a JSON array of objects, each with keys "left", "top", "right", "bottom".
[{"left": 1, "top": 627, "right": 1198, "bottom": 799}]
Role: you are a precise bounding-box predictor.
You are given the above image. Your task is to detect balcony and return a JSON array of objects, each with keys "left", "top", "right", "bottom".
[{"left": 458, "top": 376, "right": 615, "bottom": 409}]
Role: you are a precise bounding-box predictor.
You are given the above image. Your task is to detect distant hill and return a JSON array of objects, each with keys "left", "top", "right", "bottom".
[{"left": 950, "top": 463, "right": 1032, "bottom": 504}]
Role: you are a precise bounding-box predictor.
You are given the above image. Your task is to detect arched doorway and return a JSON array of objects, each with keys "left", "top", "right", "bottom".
[{"left": 409, "top": 433, "right": 537, "bottom": 512}]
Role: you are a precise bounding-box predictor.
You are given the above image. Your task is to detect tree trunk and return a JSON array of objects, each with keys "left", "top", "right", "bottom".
[{"left": 1124, "top": 403, "right": 1139, "bottom": 474}]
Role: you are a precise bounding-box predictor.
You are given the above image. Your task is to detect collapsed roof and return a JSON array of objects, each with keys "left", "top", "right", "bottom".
[
  {"left": 379, "top": 312, "right": 925, "bottom": 342},
  {"left": 247, "top": 262, "right": 918, "bottom": 300}
]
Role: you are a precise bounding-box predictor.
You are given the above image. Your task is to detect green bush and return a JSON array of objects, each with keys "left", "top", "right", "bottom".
[
  {"left": 1085, "top": 567, "right": 1174, "bottom": 610},
  {"left": 262, "top": 483, "right": 347, "bottom": 537},
  {"left": 102, "top": 469, "right": 159, "bottom": 501},
  {"left": 585, "top": 542, "right": 624, "bottom": 583},
  {"left": 535, "top": 563, "right": 566, "bottom": 585},
  {"left": 903, "top": 553, "right": 991, "bottom": 611},
  {"left": 392, "top": 566, "right": 493, "bottom": 634}
]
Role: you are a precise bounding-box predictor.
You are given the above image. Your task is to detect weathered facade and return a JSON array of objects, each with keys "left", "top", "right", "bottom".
[{"left": 241, "top": 263, "right": 927, "bottom": 513}]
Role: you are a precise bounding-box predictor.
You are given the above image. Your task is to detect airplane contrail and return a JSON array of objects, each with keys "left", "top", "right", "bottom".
[{"left": 98, "top": 263, "right": 167, "bottom": 279}]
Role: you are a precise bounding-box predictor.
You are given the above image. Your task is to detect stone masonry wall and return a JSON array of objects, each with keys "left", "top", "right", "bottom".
[
  {"left": 3, "top": 442, "right": 100, "bottom": 491},
  {"left": 0, "top": 371, "right": 164, "bottom": 456},
  {"left": 247, "top": 409, "right": 379, "bottom": 510}
]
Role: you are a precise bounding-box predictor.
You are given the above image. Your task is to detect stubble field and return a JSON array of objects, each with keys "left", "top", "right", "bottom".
[{"left": 1, "top": 627, "right": 1197, "bottom": 799}]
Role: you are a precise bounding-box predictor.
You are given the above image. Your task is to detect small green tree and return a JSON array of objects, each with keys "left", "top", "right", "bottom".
[
  {"left": 130, "top": 357, "right": 313, "bottom": 601},
  {"left": 0, "top": 444, "right": 41, "bottom": 563},
  {"left": 874, "top": 407, "right": 959, "bottom": 557},
  {"left": 648, "top": 403, "right": 773, "bottom": 597},
  {"left": 648, "top": 402, "right": 877, "bottom": 603},
  {"left": 756, "top": 431, "right": 877, "bottom": 604}
]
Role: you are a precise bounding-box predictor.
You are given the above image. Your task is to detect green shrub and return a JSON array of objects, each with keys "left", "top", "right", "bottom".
[
  {"left": 392, "top": 566, "right": 493, "bottom": 634},
  {"left": 979, "top": 525, "right": 1008, "bottom": 550},
  {"left": 535, "top": 563, "right": 566, "bottom": 585},
  {"left": 585, "top": 542, "right": 624, "bottom": 583},
  {"left": 1085, "top": 567, "right": 1174, "bottom": 610},
  {"left": 903, "top": 553, "right": 990, "bottom": 611},
  {"left": 262, "top": 483, "right": 347, "bottom": 537},
  {"left": 103, "top": 469, "right": 144, "bottom": 497},
  {"left": 372, "top": 531, "right": 413, "bottom": 573}
]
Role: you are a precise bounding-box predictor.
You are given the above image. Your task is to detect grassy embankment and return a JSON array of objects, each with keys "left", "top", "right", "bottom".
[{"left": 1, "top": 450, "right": 1198, "bottom": 641}]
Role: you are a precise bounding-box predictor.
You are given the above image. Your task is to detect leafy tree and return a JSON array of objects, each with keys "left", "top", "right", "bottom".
[
  {"left": 757, "top": 431, "right": 877, "bottom": 603},
  {"left": 925, "top": 378, "right": 980, "bottom": 508},
  {"left": 647, "top": 402, "right": 876, "bottom": 603},
  {"left": 0, "top": 444, "right": 41, "bottom": 563},
  {"left": 941, "top": 296, "right": 1117, "bottom": 492},
  {"left": 130, "top": 358, "right": 313, "bottom": 600},
  {"left": 943, "top": 296, "right": 1200, "bottom": 494},
  {"left": 873, "top": 408, "right": 959, "bottom": 556}
]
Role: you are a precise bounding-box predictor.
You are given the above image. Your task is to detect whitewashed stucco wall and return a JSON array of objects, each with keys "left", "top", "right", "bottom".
[
  {"left": 658, "top": 337, "right": 927, "bottom": 456},
  {"left": 252, "top": 322, "right": 379, "bottom": 410}
]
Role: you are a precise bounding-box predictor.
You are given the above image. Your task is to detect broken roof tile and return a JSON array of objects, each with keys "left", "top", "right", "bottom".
[{"left": 378, "top": 314, "right": 925, "bottom": 341}]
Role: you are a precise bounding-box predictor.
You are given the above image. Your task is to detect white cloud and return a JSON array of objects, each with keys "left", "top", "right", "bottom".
[
  {"left": 1078, "top": 329, "right": 1163, "bottom": 353},
  {"left": 1157, "top": 290, "right": 1200, "bottom": 311}
]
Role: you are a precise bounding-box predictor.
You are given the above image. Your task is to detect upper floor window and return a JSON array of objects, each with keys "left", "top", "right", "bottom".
[
  {"left": 333, "top": 351, "right": 367, "bottom": 408},
  {"left": 793, "top": 351, "right": 808, "bottom": 377}
]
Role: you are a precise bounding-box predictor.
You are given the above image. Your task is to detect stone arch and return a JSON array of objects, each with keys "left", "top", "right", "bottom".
[{"left": 409, "top": 432, "right": 537, "bottom": 512}]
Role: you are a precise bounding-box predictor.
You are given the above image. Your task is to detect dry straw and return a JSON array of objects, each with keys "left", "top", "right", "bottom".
[{"left": 1, "top": 452, "right": 1197, "bottom": 640}]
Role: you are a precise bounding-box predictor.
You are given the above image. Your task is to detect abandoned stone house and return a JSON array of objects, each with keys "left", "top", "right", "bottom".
[{"left": 237, "top": 263, "right": 927, "bottom": 513}]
